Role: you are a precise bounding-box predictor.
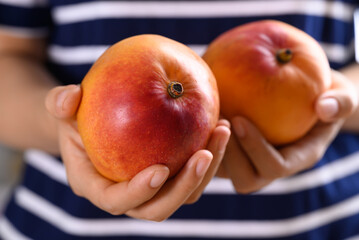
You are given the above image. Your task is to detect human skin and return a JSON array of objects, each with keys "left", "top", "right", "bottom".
[
  {"left": 0, "top": 30, "right": 357, "bottom": 217},
  {"left": 216, "top": 68, "right": 358, "bottom": 193},
  {"left": 0, "top": 31, "right": 231, "bottom": 221},
  {"left": 203, "top": 20, "right": 333, "bottom": 145}
]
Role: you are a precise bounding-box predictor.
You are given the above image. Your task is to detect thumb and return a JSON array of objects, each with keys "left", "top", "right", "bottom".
[
  {"left": 316, "top": 70, "right": 358, "bottom": 122},
  {"left": 45, "top": 84, "right": 82, "bottom": 119}
]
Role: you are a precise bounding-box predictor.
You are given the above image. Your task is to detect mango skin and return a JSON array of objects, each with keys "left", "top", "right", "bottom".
[
  {"left": 203, "top": 20, "right": 331, "bottom": 145},
  {"left": 77, "top": 34, "right": 219, "bottom": 182}
]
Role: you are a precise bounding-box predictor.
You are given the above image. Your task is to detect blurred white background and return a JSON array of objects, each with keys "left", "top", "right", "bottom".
[{"left": 0, "top": 145, "right": 23, "bottom": 211}]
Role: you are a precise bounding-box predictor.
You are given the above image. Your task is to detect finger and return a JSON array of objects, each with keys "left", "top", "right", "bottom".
[
  {"left": 217, "top": 118, "right": 231, "bottom": 128},
  {"left": 186, "top": 124, "right": 231, "bottom": 203},
  {"left": 98, "top": 165, "right": 170, "bottom": 215},
  {"left": 45, "top": 84, "right": 82, "bottom": 119},
  {"left": 215, "top": 119, "right": 233, "bottom": 179},
  {"left": 232, "top": 117, "right": 287, "bottom": 180},
  {"left": 280, "top": 120, "right": 343, "bottom": 175},
  {"left": 126, "top": 150, "right": 213, "bottom": 221},
  {"left": 57, "top": 117, "right": 171, "bottom": 215},
  {"left": 60, "top": 133, "right": 170, "bottom": 215},
  {"left": 216, "top": 163, "right": 229, "bottom": 178},
  {"left": 221, "top": 134, "right": 268, "bottom": 194},
  {"left": 316, "top": 70, "right": 358, "bottom": 122}
]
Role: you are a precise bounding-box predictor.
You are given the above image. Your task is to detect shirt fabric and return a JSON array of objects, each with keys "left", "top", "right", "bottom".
[{"left": 0, "top": 0, "right": 359, "bottom": 239}]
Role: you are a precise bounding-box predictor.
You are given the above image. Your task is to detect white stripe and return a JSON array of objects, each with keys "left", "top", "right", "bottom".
[
  {"left": 48, "top": 44, "right": 203, "bottom": 65},
  {"left": 204, "top": 151, "right": 359, "bottom": 195},
  {"left": 25, "top": 149, "right": 359, "bottom": 196},
  {"left": 0, "top": 25, "right": 48, "bottom": 38},
  {"left": 14, "top": 186, "right": 359, "bottom": 238},
  {"left": 25, "top": 150, "right": 68, "bottom": 185},
  {"left": 188, "top": 44, "right": 207, "bottom": 57},
  {"left": 346, "top": 235, "right": 359, "bottom": 240},
  {"left": 48, "top": 45, "right": 109, "bottom": 65},
  {"left": 0, "top": 217, "right": 31, "bottom": 240},
  {"left": 321, "top": 41, "right": 355, "bottom": 64},
  {"left": 48, "top": 42, "right": 352, "bottom": 65},
  {"left": 204, "top": 178, "right": 236, "bottom": 194},
  {"left": 52, "top": 1, "right": 355, "bottom": 25},
  {"left": 256, "top": 151, "right": 359, "bottom": 195},
  {"left": 0, "top": 0, "right": 47, "bottom": 7}
]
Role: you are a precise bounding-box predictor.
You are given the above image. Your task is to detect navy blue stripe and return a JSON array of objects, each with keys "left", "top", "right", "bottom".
[
  {"left": 50, "top": 15, "right": 353, "bottom": 46},
  {"left": 339, "top": 0, "right": 358, "bottom": 3},
  {"left": 284, "top": 213, "right": 359, "bottom": 240},
  {"left": 46, "top": 62, "right": 91, "bottom": 85},
  {"left": 177, "top": 172, "right": 359, "bottom": 220},
  {"left": 305, "top": 132, "right": 359, "bottom": 171},
  {"left": 18, "top": 145, "right": 359, "bottom": 221},
  {"left": 5, "top": 196, "right": 359, "bottom": 240},
  {"left": 0, "top": 4, "right": 51, "bottom": 28},
  {"left": 4, "top": 199, "right": 129, "bottom": 240},
  {"left": 330, "top": 57, "right": 355, "bottom": 70},
  {"left": 326, "top": 133, "right": 359, "bottom": 158},
  {"left": 20, "top": 164, "right": 119, "bottom": 219},
  {"left": 48, "top": 0, "right": 359, "bottom": 8}
]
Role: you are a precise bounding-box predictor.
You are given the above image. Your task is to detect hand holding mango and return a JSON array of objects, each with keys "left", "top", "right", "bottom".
[{"left": 203, "top": 20, "right": 332, "bottom": 145}]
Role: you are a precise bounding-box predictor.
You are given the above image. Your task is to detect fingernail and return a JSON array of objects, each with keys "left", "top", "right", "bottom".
[
  {"left": 56, "top": 89, "right": 69, "bottom": 112},
  {"left": 150, "top": 169, "right": 169, "bottom": 188},
  {"left": 196, "top": 158, "right": 211, "bottom": 177},
  {"left": 318, "top": 98, "right": 339, "bottom": 119},
  {"left": 232, "top": 117, "right": 246, "bottom": 138}
]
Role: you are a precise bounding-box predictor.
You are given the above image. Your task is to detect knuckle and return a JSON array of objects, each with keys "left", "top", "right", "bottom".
[
  {"left": 72, "top": 188, "right": 82, "bottom": 197},
  {"left": 151, "top": 215, "right": 168, "bottom": 222},
  {"left": 234, "top": 185, "right": 255, "bottom": 194},
  {"left": 262, "top": 159, "right": 289, "bottom": 179},
  {"left": 269, "top": 164, "right": 288, "bottom": 179},
  {"left": 311, "top": 147, "right": 324, "bottom": 162},
  {"left": 232, "top": 177, "right": 269, "bottom": 194},
  {"left": 287, "top": 147, "right": 323, "bottom": 175},
  {"left": 98, "top": 195, "right": 124, "bottom": 216},
  {"left": 102, "top": 203, "right": 123, "bottom": 216},
  {"left": 143, "top": 212, "right": 168, "bottom": 222},
  {"left": 70, "top": 187, "right": 83, "bottom": 197},
  {"left": 127, "top": 208, "right": 169, "bottom": 222},
  {"left": 185, "top": 194, "right": 201, "bottom": 204},
  {"left": 302, "top": 144, "right": 322, "bottom": 163},
  {"left": 105, "top": 208, "right": 120, "bottom": 215},
  {"left": 232, "top": 182, "right": 257, "bottom": 194},
  {"left": 67, "top": 179, "right": 83, "bottom": 197}
]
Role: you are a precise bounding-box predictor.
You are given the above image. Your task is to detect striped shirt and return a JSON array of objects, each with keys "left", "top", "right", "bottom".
[{"left": 1, "top": 0, "right": 359, "bottom": 239}]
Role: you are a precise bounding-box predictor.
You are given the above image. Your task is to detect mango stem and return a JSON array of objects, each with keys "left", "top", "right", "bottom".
[
  {"left": 167, "top": 81, "right": 184, "bottom": 98},
  {"left": 276, "top": 48, "right": 293, "bottom": 64}
]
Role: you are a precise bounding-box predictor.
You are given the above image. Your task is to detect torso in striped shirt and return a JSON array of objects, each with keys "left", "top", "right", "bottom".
[{"left": 0, "top": 0, "right": 359, "bottom": 239}]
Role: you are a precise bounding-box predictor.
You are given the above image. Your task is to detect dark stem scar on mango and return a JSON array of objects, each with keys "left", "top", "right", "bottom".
[
  {"left": 167, "top": 81, "right": 184, "bottom": 98},
  {"left": 276, "top": 49, "right": 293, "bottom": 64}
]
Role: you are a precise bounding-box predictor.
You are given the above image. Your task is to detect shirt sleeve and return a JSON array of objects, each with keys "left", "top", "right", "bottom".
[{"left": 0, "top": 0, "right": 51, "bottom": 38}]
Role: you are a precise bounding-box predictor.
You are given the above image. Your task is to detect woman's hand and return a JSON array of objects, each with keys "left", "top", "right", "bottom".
[
  {"left": 45, "top": 84, "right": 230, "bottom": 221},
  {"left": 217, "top": 69, "right": 358, "bottom": 194}
]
